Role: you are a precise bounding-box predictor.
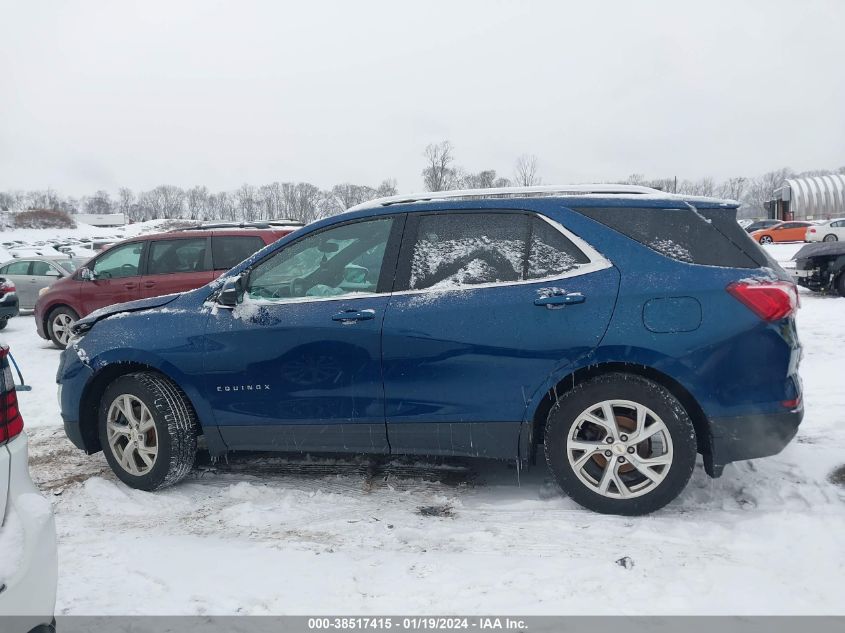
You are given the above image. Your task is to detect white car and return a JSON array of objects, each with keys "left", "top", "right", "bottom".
[
  {"left": 0, "top": 346, "right": 57, "bottom": 632},
  {"left": 805, "top": 217, "right": 845, "bottom": 242}
]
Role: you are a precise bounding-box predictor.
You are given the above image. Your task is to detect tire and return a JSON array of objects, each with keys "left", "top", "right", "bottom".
[
  {"left": 0, "top": 318, "right": 7, "bottom": 331},
  {"left": 836, "top": 274, "right": 845, "bottom": 298},
  {"left": 47, "top": 306, "right": 79, "bottom": 349},
  {"left": 544, "top": 373, "right": 697, "bottom": 515},
  {"left": 823, "top": 234, "right": 838, "bottom": 242},
  {"left": 98, "top": 372, "right": 198, "bottom": 491},
  {"left": 759, "top": 235, "right": 773, "bottom": 244}
]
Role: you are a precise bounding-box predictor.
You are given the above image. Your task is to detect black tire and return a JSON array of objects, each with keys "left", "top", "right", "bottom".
[
  {"left": 759, "top": 235, "right": 773, "bottom": 244},
  {"left": 47, "top": 306, "right": 79, "bottom": 349},
  {"left": 544, "top": 373, "right": 697, "bottom": 515},
  {"left": 836, "top": 274, "right": 845, "bottom": 298},
  {"left": 98, "top": 372, "right": 197, "bottom": 491},
  {"left": 0, "top": 318, "right": 7, "bottom": 331},
  {"left": 823, "top": 234, "right": 838, "bottom": 242}
]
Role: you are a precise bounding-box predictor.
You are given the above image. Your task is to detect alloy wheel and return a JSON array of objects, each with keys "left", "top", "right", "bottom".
[
  {"left": 52, "top": 313, "right": 75, "bottom": 346},
  {"left": 106, "top": 394, "right": 159, "bottom": 475},
  {"left": 566, "top": 399, "right": 673, "bottom": 499}
]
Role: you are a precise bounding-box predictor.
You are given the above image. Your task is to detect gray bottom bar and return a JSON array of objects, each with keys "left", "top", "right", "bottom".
[{"left": 2, "top": 616, "right": 841, "bottom": 633}]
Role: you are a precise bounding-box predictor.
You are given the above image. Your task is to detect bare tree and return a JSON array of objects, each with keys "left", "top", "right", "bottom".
[
  {"left": 514, "top": 154, "right": 541, "bottom": 186},
  {"left": 716, "top": 177, "right": 747, "bottom": 201},
  {"left": 743, "top": 168, "right": 793, "bottom": 218},
  {"left": 186, "top": 186, "right": 210, "bottom": 221},
  {"left": 422, "top": 141, "right": 457, "bottom": 191}
]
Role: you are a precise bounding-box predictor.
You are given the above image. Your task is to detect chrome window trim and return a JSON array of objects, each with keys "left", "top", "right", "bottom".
[{"left": 212, "top": 213, "right": 612, "bottom": 307}]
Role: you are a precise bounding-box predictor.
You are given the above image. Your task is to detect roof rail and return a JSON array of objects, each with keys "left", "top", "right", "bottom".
[
  {"left": 347, "top": 184, "right": 666, "bottom": 211},
  {"left": 169, "top": 220, "right": 305, "bottom": 232}
]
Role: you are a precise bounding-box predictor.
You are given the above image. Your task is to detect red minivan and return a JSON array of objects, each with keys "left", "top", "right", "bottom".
[{"left": 35, "top": 223, "right": 301, "bottom": 348}]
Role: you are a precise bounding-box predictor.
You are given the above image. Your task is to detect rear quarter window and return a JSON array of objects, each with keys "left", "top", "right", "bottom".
[{"left": 575, "top": 206, "right": 761, "bottom": 268}]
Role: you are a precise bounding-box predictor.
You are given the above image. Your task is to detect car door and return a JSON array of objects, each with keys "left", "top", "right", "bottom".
[
  {"left": 80, "top": 241, "right": 145, "bottom": 315},
  {"left": 381, "top": 210, "right": 620, "bottom": 458},
  {"left": 202, "top": 215, "right": 404, "bottom": 453},
  {"left": 140, "top": 236, "right": 216, "bottom": 298},
  {"left": 27, "top": 260, "right": 64, "bottom": 310},
  {"left": 0, "top": 260, "right": 34, "bottom": 307}
]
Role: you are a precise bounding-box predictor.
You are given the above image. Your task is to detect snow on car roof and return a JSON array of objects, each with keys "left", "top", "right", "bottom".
[{"left": 347, "top": 184, "right": 738, "bottom": 212}]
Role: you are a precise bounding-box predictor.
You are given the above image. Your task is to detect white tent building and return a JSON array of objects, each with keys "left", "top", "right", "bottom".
[{"left": 770, "top": 174, "right": 845, "bottom": 221}]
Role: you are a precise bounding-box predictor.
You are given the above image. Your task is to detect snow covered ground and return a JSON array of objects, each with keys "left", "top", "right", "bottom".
[{"left": 3, "top": 241, "right": 844, "bottom": 615}]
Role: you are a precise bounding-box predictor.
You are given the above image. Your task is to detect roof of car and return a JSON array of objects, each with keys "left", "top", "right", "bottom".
[{"left": 347, "top": 184, "right": 739, "bottom": 213}]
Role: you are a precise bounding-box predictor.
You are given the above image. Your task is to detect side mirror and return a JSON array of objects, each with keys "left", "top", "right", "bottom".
[
  {"left": 217, "top": 275, "right": 243, "bottom": 307},
  {"left": 79, "top": 267, "right": 96, "bottom": 281}
]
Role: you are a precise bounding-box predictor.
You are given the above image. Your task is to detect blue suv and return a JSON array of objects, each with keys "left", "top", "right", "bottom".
[{"left": 57, "top": 185, "right": 803, "bottom": 515}]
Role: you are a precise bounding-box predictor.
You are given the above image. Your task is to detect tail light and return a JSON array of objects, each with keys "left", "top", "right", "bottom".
[
  {"left": 0, "top": 280, "right": 15, "bottom": 296},
  {"left": 0, "top": 347, "right": 24, "bottom": 442},
  {"left": 808, "top": 228, "right": 816, "bottom": 233},
  {"left": 726, "top": 280, "right": 799, "bottom": 321}
]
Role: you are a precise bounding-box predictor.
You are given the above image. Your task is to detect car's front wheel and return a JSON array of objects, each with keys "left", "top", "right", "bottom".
[
  {"left": 759, "top": 235, "right": 774, "bottom": 244},
  {"left": 98, "top": 372, "right": 198, "bottom": 491},
  {"left": 544, "top": 373, "right": 697, "bottom": 515},
  {"left": 47, "top": 306, "right": 79, "bottom": 349}
]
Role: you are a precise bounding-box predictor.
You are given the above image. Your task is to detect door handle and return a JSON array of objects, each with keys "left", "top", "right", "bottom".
[
  {"left": 124, "top": 282, "right": 138, "bottom": 290},
  {"left": 143, "top": 281, "right": 156, "bottom": 288},
  {"left": 332, "top": 309, "right": 376, "bottom": 322},
  {"left": 534, "top": 292, "right": 585, "bottom": 307}
]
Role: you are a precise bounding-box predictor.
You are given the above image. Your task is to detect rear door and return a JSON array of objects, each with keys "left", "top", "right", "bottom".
[
  {"left": 381, "top": 210, "right": 620, "bottom": 457},
  {"left": 81, "top": 241, "right": 145, "bottom": 315},
  {"left": 140, "top": 236, "right": 215, "bottom": 298}
]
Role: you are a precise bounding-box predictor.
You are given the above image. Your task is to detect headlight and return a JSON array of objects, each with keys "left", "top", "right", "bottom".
[{"left": 39, "top": 286, "right": 49, "bottom": 297}]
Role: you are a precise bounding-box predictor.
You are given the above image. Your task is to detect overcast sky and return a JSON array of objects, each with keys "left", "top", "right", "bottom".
[{"left": 2, "top": 0, "right": 844, "bottom": 196}]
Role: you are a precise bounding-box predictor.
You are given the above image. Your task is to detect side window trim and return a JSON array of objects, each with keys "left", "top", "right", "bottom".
[
  {"left": 392, "top": 210, "right": 610, "bottom": 295},
  {"left": 242, "top": 214, "right": 405, "bottom": 304}
]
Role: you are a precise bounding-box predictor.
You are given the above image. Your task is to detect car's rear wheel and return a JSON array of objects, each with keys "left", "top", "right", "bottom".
[
  {"left": 759, "top": 235, "right": 774, "bottom": 244},
  {"left": 98, "top": 372, "right": 197, "bottom": 491},
  {"left": 836, "top": 274, "right": 845, "bottom": 298},
  {"left": 47, "top": 306, "right": 79, "bottom": 349},
  {"left": 544, "top": 373, "right": 697, "bottom": 515},
  {"left": 823, "top": 234, "right": 838, "bottom": 242}
]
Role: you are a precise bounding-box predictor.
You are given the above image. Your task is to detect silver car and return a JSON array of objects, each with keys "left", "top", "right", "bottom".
[{"left": 0, "top": 257, "right": 84, "bottom": 310}]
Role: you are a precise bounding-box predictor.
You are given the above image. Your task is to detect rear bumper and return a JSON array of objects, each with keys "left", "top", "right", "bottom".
[{"left": 705, "top": 406, "right": 803, "bottom": 475}]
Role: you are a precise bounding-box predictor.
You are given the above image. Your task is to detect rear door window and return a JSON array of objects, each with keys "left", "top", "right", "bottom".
[
  {"left": 407, "top": 213, "right": 529, "bottom": 291},
  {"left": 212, "top": 235, "right": 265, "bottom": 270},
  {"left": 148, "top": 238, "right": 210, "bottom": 275}
]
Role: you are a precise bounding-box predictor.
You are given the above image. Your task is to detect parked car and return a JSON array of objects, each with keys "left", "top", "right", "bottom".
[
  {"left": 751, "top": 221, "right": 813, "bottom": 244},
  {"left": 35, "top": 224, "right": 301, "bottom": 348},
  {"left": 804, "top": 217, "right": 845, "bottom": 242},
  {"left": 0, "top": 257, "right": 82, "bottom": 311},
  {"left": 744, "top": 218, "right": 781, "bottom": 233},
  {"left": 56, "top": 185, "right": 803, "bottom": 516},
  {"left": 0, "top": 346, "right": 58, "bottom": 631},
  {"left": 793, "top": 241, "right": 845, "bottom": 296},
  {"left": 0, "top": 277, "right": 19, "bottom": 330}
]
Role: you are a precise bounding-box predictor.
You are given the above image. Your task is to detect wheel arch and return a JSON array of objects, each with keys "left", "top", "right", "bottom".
[
  {"left": 77, "top": 362, "right": 212, "bottom": 454},
  {"left": 528, "top": 362, "right": 710, "bottom": 460}
]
